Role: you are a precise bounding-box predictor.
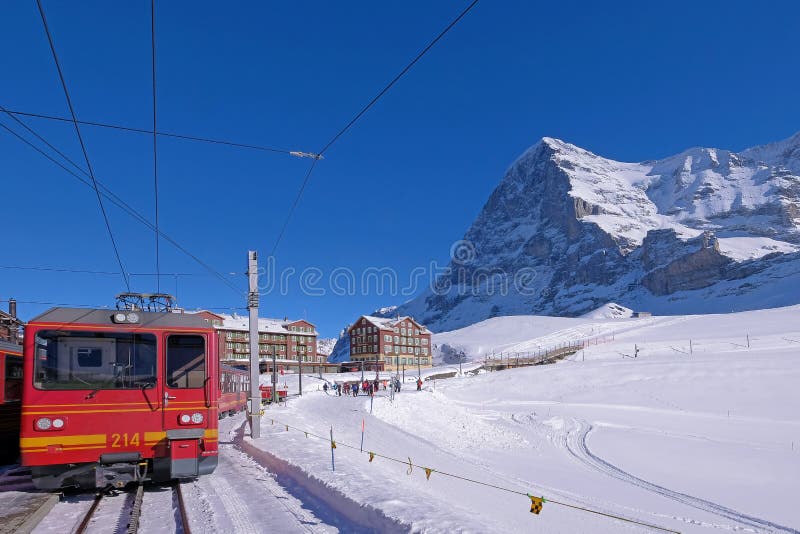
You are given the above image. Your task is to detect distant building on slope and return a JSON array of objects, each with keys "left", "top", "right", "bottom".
[
  {"left": 189, "top": 311, "right": 337, "bottom": 374},
  {"left": 348, "top": 315, "right": 432, "bottom": 372}
]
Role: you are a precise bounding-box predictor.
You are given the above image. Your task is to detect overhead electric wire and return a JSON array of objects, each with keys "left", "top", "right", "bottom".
[
  {"left": 0, "top": 264, "right": 204, "bottom": 276},
  {"left": 269, "top": 0, "right": 480, "bottom": 256},
  {"left": 151, "top": 0, "right": 161, "bottom": 292},
  {"left": 317, "top": 0, "right": 480, "bottom": 158},
  {"left": 1, "top": 108, "right": 305, "bottom": 156},
  {"left": 35, "top": 0, "right": 131, "bottom": 292},
  {"left": 0, "top": 115, "right": 245, "bottom": 297}
]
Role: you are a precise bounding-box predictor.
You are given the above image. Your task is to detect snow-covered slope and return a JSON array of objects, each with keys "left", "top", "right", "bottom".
[
  {"left": 393, "top": 133, "right": 800, "bottom": 331},
  {"left": 249, "top": 305, "right": 800, "bottom": 533},
  {"left": 315, "top": 337, "right": 337, "bottom": 357}
]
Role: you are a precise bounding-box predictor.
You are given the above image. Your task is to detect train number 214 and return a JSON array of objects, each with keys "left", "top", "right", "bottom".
[{"left": 111, "top": 433, "right": 140, "bottom": 447}]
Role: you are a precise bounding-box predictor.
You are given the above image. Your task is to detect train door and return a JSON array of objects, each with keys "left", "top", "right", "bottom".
[{"left": 161, "top": 333, "right": 209, "bottom": 479}]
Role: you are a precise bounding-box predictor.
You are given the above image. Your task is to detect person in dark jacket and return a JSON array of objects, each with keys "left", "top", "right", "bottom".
[
  {"left": 352, "top": 383, "right": 359, "bottom": 396},
  {"left": 323, "top": 383, "right": 329, "bottom": 393}
]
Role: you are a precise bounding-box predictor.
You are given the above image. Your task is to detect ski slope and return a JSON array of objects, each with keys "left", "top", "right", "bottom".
[{"left": 247, "top": 306, "right": 799, "bottom": 533}]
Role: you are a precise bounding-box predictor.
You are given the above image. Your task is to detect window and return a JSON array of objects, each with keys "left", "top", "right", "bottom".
[
  {"left": 34, "top": 331, "right": 157, "bottom": 390},
  {"left": 394, "top": 346, "right": 399, "bottom": 354},
  {"left": 422, "top": 348, "right": 428, "bottom": 355},
  {"left": 384, "top": 345, "right": 391, "bottom": 354},
  {"left": 393, "top": 327, "right": 399, "bottom": 333},
  {"left": 167, "top": 335, "right": 206, "bottom": 389},
  {"left": 401, "top": 328, "right": 406, "bottom": 335}
]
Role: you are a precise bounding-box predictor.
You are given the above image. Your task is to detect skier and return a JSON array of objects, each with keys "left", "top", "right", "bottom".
[
  {"left": 417, "top": 377, "right": 422, "bottom": 391},
  {"left": 353, "top": 383, "right": 359, "bottom": 396},
  {"left": 323, "top": 383, "right": 329, "bottom": 394}
]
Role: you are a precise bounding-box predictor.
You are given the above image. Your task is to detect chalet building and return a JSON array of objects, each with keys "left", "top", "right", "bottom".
[
  {"left": 348, "top": 315, "right": 432, "bottom": 372},
  {"left": 214, "top": 313, "right": 332, "bottom": 373},
  {"left": 0, "top": 299, "right": 22, "bottom": 344}
]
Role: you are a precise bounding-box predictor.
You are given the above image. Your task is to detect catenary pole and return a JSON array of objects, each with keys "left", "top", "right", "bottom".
[{"left": 247, "top": 251, "right": 261, "bottom": 438}]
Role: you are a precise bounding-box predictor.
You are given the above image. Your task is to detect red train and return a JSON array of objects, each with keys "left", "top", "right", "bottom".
[
  {"left": 218, "top": 364, "right": 249, "bottom": 417},
  {"left": 259, "top": 384, "right": 288, "bottom": 404},
  {"left": 20, "top": 307, "right": 238, "bottom": 490},
  {"left": 0, "top": 340, "right": 23, "bottom": 464}
]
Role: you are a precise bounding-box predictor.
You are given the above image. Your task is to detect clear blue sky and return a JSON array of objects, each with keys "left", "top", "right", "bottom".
[{"left": 2, "top": 1, "right": 799, "bottom": 337}]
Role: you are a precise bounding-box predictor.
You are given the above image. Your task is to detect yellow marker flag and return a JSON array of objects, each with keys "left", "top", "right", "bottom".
[
  {"left": 331, "top": 440, "right": 337, "bottom": 449},
  {"left": 369, "top": 452, "right": 375, "bottom": 463},
  {"left": 424, "top": 468, "right": 433, "bottom": 480},
  {"left": 528, "top": 495, "right": 544, "bottom": 515}
]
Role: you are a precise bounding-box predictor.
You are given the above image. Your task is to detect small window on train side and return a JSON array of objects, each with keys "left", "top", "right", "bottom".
[{"left": 166, "top": 335, "right": 206, "bottom": 389}]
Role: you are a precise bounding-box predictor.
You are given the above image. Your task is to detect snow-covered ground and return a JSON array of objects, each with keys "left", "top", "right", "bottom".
[
  {"left": 15, "top": 306, "right": 800, "bottom": 532},
  {"left": 246, "top": 306, "right": 800, "bottom": 533}
]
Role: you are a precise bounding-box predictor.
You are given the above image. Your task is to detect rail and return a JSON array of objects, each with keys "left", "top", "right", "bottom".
[{"left": 482, "top": 341, "right": 582, "bottom": 371}]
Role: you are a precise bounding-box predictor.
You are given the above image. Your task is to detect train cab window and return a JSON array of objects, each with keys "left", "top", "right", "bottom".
[
  {"left": 33, "top": 331, "right": 157, "bottom": 390},
  {"left": 166, "top": 335, "right": 206, "bottom": 388}
]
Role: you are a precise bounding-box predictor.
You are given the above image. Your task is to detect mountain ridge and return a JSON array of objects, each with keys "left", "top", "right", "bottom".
[{"left": 384, "top": 133, "right": 800, "bottom": 333}]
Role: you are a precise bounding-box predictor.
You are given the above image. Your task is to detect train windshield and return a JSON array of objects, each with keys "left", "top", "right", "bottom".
[{"left": 34, "top": 331, "right": 157, "bottom": 390}]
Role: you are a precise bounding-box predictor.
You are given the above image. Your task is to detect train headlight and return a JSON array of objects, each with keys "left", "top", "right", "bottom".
[
  {"left": 111, "top": 312, "right": 141, "bottom": 324},
  {"left": 191, "top": 412, "right": 204, "bottom": 424},
  {"left": 35, "top": 418, "right": 52, "bottom": 431},
  {"left": 52, "top": 418, "right": 65, "bottom": 429},
  {"left": 180, "top": 414, "right": 191, "bottom": 424}
]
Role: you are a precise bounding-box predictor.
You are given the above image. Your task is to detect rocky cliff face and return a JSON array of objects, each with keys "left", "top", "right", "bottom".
[{"left": 389, "top": 134, "right": 800, "bottom": 332}]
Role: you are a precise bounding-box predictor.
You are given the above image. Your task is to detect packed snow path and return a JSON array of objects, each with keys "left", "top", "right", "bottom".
[{"left": 562, "top": 417, "right": 798, "bottom": 534}]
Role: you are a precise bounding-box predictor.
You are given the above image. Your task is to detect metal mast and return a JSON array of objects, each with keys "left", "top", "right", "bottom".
[{"left": 247, "top": 251, "right": 260, "bottom": 438}]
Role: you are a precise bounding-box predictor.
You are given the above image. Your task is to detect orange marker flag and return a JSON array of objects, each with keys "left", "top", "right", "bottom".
[{"left": 528, "top": 495, "right": 544, "bottom": 515}]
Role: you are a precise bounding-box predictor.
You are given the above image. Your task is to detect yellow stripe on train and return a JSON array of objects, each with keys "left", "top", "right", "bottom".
[{"left": 20, "top": 434, "right": 106, "bottom": 448}]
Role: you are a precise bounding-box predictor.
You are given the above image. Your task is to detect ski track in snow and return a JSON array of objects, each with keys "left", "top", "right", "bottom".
[{"left": 561, "top": 418, "right": 799, "bottom": 534}]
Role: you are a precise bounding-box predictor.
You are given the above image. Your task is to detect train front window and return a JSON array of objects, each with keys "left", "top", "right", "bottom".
[
  {"left": 34, "top": 331, "right": 157, "bottom": 390},
  {"left": 166, "top": 335, "right": 206, "bottom": 388}
]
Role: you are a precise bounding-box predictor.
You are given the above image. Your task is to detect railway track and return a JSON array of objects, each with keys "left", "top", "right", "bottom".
[{"left": 74, "top": 481, "right": 191, "bottom": 534}]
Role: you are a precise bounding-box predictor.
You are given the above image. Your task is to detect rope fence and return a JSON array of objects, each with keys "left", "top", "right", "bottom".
[{"left": 259, "top": 415, "right": 681, "bottom": 533}]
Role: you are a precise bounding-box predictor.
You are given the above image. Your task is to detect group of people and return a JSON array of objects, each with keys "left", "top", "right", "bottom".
[
  {"left": 322, "top": 376, "right": 424, "bottom": 396},
  {"left": 324, "top": 378, "right": 385, "bottom": 397}
]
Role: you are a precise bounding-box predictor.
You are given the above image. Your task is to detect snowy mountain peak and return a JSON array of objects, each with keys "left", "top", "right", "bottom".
[{"left": 391, "top": 133, "right": 800, "bottom": 332}]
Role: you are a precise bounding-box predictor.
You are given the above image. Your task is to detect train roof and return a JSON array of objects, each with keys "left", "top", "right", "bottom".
[
  {"left": 0, "top": 339, "right": 22, "bottom": 353},
  {"left": 28, "top": 307, "right": 216, "bottom": 329}
]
